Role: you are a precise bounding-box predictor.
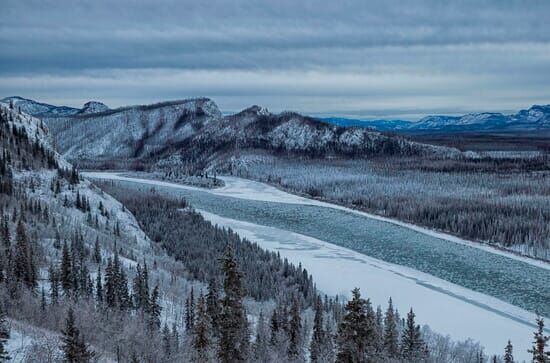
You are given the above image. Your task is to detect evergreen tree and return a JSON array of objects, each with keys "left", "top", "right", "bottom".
[
  {"left": 148, "top": 285, "right": 161, "bottom": 331},
  {"left": 310, "top": 296, "right": 324, "bottom": 363},
  {"left": 96, "top": 266, "right": 103, "bottom": 305},
  {"left": 288, "top": 296, "right": 303, "bottom": 360},
  {"left": 60, "top": 308, "right": 95, "bottom": 363},
  {"left": 13, "top": 219, "right": 36, "bottom": 289},
  {"left": 0, "top": 305, "right": 10, "bottom": 361},
  {"left": 48, "top": 264, "right": 59, "bottom": 305},
  {"left": 193, "top": 293, "right": 211, "bottom": 363},
  {"left": 254, "top": 312, "right": 270, "bottom": 363},
  {"left": 162, "top": 323, "right": 171, "bottom": 358},
  {"left": 504, "top": 340, "right": 514, "bottom": 363},
  {"left": 93, "top": 237, "right": 101, "bottom": 264},
  {"left": 383, "top": 297, "right": 399, "bottom": 358},
  {"left": 336, "top": 288, "right": 369, "bottom": 362},
  {"left": 528, "top": 316, "right": 549, "bottom": 363},
  {"left": 60, "top": 241, "right": 73, "bottom": 295},
  {"left": 401, "top": 308, "right": 425, "bottom": 362},
  {"left": 218, "top": 247, "right": 249, "bottom": 363},
  {"left": 206, "top": 278, "right": 221, "bottom": 337}
]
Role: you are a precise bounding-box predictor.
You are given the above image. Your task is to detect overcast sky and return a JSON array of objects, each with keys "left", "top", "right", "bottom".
[{"left": 1, "top": 0, "right": 549, "bottom": 119}]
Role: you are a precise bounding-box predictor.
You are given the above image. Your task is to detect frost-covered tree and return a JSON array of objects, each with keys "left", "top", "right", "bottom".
[
  {"left": 401, "top": 308, "right": 426, "bottom": 362},
  {"left": 336, "top": 288, "right": 369, "bottom": 362},
  {"left": 60, "top": 308, "right": 95, "bottom": 363},
  {"left": 192, "top": 293, "right": 211, "bottom": 363},
  {"left": 528, "top": 316, "right": 549, "bottom": 363},
  {"left": 0, "top": 305, "right": 10, "bottom": 361},
  {"left": 504, "top": 340, "right": 514, "bottom": 363},
  {"left": 383, "top": 297, "right": 399, "bottom": 358},
  {"left": 218, "top": 247, "right": 249, "bottom": 363}
]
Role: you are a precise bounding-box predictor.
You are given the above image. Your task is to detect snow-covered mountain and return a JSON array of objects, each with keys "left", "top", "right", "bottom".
[
  {"left": 1, "top": 96, "right": 80, "bottom": 117},
  {"left": 78, "top": 100, "right": 109, "bottom": 114},
  {"left": 322, "top": 104, "right": 550, "bottom": 132},
  {"left": 1, "top": 96, "right": 111, "bottom": 117},
  {"left": 40, "top": 99, "right": 456, "bottom": 167}
]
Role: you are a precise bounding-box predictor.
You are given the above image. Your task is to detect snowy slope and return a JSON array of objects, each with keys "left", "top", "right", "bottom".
[{"left": 1, "top": 96, "right": 80, "bottom": 117}]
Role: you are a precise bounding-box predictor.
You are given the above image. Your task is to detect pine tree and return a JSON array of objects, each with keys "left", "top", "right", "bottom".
[
  {"left": 528, "top": 316, "right": 549, "bottom": 363},
  {"left": 206, "top": 278, "right": 221, "bottom": 337},
  {"left": 310, "top": 296, "right": 324, "bottom": 363},
  {"left": 401, "top": 308, "right": 425, "bottom": 362},
  {"left": 48, "top": 264, "right": 59, "bottom": 305},
  {"left": 13, "top": 219, "right": 36, "bottom": 289},
  {"left": 60, "top": 308, "right": 95, "bottom": 363},
  {"left": 96, "top": 266, "right": 103, "bottom": 305},
  {"left": 254, "top": 312, "right": 270, "bottom": 363},
  {"left": 93, "top": 237, "right": 101, "bottom": 264},
  {"left": 148, "top": 285, "right": 161, "bottom": 331},
  {"left": 336, "top": 288, "right": 369, "bottom": 362},
  {"left": 504, "top": 340, "right": 514, "bottom": 363},
  {"left": 193, "top": 293, "right": 211, "bottom": 363},
  {"left": 218, "top": 247, "right": 249, "bottom": 363},
  {"left": 0, "top": 305, "right": 10, "bottom": 361},
  {"left": 60, "top": 241, "right": 73, "bottom": 295},
  {"left": 383, "top": 297, "right": 399, "bottom": 358},
  {"left": 162, "top": 323, "right": 171, "bottom": 358},
  {"left": 288, "top": 296, "right": 303, "bottom": 360}
]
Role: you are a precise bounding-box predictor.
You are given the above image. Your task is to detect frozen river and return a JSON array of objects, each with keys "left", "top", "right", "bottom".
[{"left": 84, "top": 172, "right": 550, "bottom": 360}]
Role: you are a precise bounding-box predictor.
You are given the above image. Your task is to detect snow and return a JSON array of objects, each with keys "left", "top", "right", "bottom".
[
  {"left": 197, "top": 210, "right": 539, "bottom": 361},
  {"left": 83, "top": 172, "right": 549, "bottom": 271},
  {"left": 84, "top": 172, "right": 550, "bottom": 361}
]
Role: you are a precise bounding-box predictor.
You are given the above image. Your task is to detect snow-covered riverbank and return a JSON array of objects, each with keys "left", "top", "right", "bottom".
[{"left": 84, "top": 172, "right": 549, "bottom": 361}]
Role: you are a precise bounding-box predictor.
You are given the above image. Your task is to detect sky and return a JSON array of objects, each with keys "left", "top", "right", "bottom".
[{"left": 1, "top": 0, "right": 549, "bottom": 120}]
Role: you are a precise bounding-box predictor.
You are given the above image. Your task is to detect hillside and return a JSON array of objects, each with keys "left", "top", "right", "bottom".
[
  {"left": 36, "top": 99, "right": 458, "bottom": 170},
  {"left": 0, "top": 103, "right": 321, "bottom": 361}
]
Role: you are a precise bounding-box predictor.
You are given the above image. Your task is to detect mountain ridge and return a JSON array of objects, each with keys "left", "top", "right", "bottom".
[{"left": 322, "top": 104, "right": 550, "bottom": 132}]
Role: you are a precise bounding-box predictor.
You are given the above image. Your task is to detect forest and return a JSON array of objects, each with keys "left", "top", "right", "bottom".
[{"left": 224, "top": 151, "right": 550, "bottom": 261}]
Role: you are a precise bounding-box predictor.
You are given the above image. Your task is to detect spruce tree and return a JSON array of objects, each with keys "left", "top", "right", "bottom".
[
  {"left": 254, "top": 312, "right": 270, "bottom": 363},
  {"left": 504, "top": 340, "right": 514, "bottom": 363},
  {"left": 336, "top": 288, "right": 369, "bottom": 362},
  {"left": 218, "top": 247, "right": 249, "bottom": 363},
  {"left": 0, "top": 305, "right": 10, "bottom": 361},
  {"left": 60, "top": 241, "right": 73, "bottom": 295},
  {"left": 13, "top": 219, "right": 36, "bottom": 289},
  {"left": 310, "top": 296, "right": 324, "bottom": 363},
  {"left": 383, "top": 297, "right": 399, "bottom": 358},
  {"left": 401, "top": 308, "right": 425, "bottom": 362},
  {"left": 288, "top": 296, "right": 303, "bottom": 360},
  {"left": 193, "top": 293, "right": 211, "bottom": 363},
  {"left": 206, "top": 278, "right": 221, "bottom": 337},
  {"left": 60, "top": 308, "right": 95, "bottom": 363},
  {"left": 148, "top": 285, "right": 161, "bottom": 331},
  {"left": 96, "top": 266, "right": 103, "bottom": 305},
  {"left": 528, "top": 316, "right": 549, "bottom": 363}
]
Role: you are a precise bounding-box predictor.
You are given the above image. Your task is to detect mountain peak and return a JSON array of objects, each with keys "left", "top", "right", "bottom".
[{"left": 78, "top": 101, "right": 109, "bottom": 114}]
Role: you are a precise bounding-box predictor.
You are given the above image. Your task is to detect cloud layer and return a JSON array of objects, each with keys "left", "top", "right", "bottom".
[{"left": 1, "top": 0, "right": 549, "bottom": 118}]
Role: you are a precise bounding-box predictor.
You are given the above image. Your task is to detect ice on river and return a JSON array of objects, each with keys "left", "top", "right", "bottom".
[{"left": 199, "top": 210, "right": 538, "bottom": 361}]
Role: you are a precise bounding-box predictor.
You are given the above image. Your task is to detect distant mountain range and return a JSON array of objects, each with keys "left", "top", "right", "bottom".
[
  {"left": 1, "top": 96, "right": 109, "bottom": 117},
  {"left": 0, "top": 97, "right": 457, "bottom": 168},
  {"left": 322, "top": 104, "right": 550, "bottom": 133},
  {"left": 4, "top": 95, "right": 548, "bottom": 133}
]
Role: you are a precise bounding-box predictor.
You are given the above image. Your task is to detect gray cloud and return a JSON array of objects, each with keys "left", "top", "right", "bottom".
[{"left": 1, "top": 0, "right": 549, "bottom": 117}]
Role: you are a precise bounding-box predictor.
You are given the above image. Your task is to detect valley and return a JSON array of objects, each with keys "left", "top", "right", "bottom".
[{"left": 83, "top": 171, "right": 550, "bottom": 361}]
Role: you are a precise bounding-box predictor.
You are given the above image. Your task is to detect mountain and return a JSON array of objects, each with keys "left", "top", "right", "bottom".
[
  {"left": 321, "top": 104, "right": 550, "bottom": 132},
  {"left": 1, "top": 96, "right": 80, "bottom": 117},
  {"left": 40, "top": 99, "right": 457, "bottom": 168},
  {"left": 1, "top": 96, "right": 110, "bottom": 117},
  {"left": 78, "top": 100, "right": 109, "bottom": 114}
]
